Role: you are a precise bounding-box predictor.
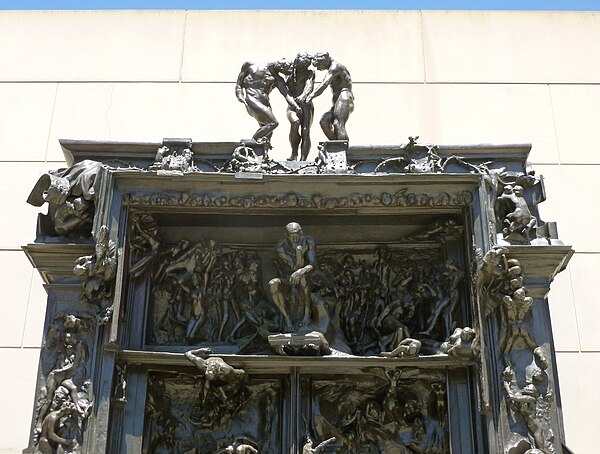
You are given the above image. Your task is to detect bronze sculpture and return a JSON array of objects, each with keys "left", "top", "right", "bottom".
[
  {"left": 235, "top": 59, "right": 300, "bottom": 145},
  {"left": 184, "top": 348, "right": 245, "bottom": 403},
  {"left": 285, "top": 52, "right": 315, "bottom": 161},
  {"left": 302, "top": 436, "right": 336, "bottom": 454},
  {"left": 269, "top": 222, "right": 316, "bottom": 332},
  {"left": 235, "top": 52, "right": 353, "bottom": 159},
  {"left": 24, "top": 135, "right": 572, "bottom": 453},
  {"left": 306, "top": 52, "right": 354, "bottom": 141},
  {"left": 497, "top": 184, "right": 537, "bottom": 244}
]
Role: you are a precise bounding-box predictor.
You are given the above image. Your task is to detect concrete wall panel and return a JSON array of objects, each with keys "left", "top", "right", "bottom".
[
  {"left": 535, "top": 165, "right": 600, "bottom": 253},
  {"left": 422, "top": 11, "right": 600, "bottom": 83},
  {"left": 555, "top": 351, "right": 600, "bottom": 452},
  {"left": 22, "top": 272, "right": 47, "bottom": 349},
  {"left": 0, "top": 83, "right": 56, "bottom": 162},
  {"left": 182, "top": 10, "right": 425, "bottom": 83},
  {"left": 555, "top": 352, "right": 584, "bottom": 452},
  {"left": 0, "top": 11, "right": 185, "bottom": 82},
  {"left": 417, "top": 84, "right": 559, "bottom": 164},
  {"left": 550, "top": 84, "right": 600, "bottom": 164},
  {"left": 0, "top": 347, "right": 40, "bottom": 452},
  {"left": 0, "top": 162, "right": 47, "bottom": 249},
  {"left": 0, "top": 252, "right": 34, "bottom": 347},
  {"left": 567, "top": 253, "right": 600, "bottom": 351},
  {"left": 548, "top": 267, "right": 580, "bottom": 352}
]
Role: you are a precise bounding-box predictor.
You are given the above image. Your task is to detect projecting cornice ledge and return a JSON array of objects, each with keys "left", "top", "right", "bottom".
[
  {"left": 505, "top": 244, "right": 574, "bottom": 299},
  {"left": 22, "top": 243, "right": 93, "bottom": 285}
]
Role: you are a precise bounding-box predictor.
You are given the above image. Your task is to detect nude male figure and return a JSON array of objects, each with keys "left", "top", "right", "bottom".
[
  {"left": 236, "top": 59, "right": 301, "bottom": 144},
  {"left": 286, "top": 52, "right": 315, "bottom": 161},
  {"left": 38, "top": 403, "right": 80, "bottom": 454},
  {"left": 306, "top": 52, "right": 354, "bottom": 141},
  {"left": 498, "top": 185, "right": 536, "bottom": 239},
  {"left": 269, "top": 222, "right": 316, "bottom": 331},
  {"left": 302, "top": 436, "right": 336, "bottom": 454}
]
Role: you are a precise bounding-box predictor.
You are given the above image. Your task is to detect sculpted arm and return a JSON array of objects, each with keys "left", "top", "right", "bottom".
[
  {"left": 314, "top": 437, "right": 337, "bottom": 451},
  {"left": 305, "top": 237, "right": 317, "bottom": 269},
  {"left": 298, "top": 71, "right": 315, "bottom": 102},
  {"left": 306, "top": 68, "right": 334, "bottom": 102},
  {"left": 235, "top": 62, "right": 251, "bottom": 104},
  {"left": 275, "top": 74, "right": 301, "bottom": 114},
  {"left": 275, "top": 244, "right": 295, "bottom": 271},
  {"left": 290, "top": 238, "right": 316, "bottom": 284},
  {"left": 47, "top": 428, "right": 70, "bottom": 446},
  {"left": 185, "top": 348, "right": 211, "bottom": 372}
]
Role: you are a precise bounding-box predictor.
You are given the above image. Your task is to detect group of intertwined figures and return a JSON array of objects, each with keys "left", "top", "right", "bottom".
[{"left": 236, "top": 52, "right": 353, "bottom": 161}]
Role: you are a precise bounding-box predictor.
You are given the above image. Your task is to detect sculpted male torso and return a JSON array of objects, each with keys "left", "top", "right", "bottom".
[
  {"left": 286, "top": 52, "right": 315, "bottom": 161},
  {"left": 269, "top": 222, "right": 316, "bottom": 331},
  {"left": 236, "top": 60, "right": 299, "bottom": 143},
  {"left": 306, "top": 52, "right": 354, "bottom": 141}
]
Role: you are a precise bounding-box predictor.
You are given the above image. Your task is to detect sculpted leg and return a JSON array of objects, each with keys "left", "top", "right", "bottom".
[
  {"left": 319, "top": 110, "right": 336, "bottom": 140},
  {"left": 253, "top": 120, "right": 279, "bottom": 142},
  {"left": 298, "top": 275, "right": 312, "bottom": 325},
  {"left": 332, "top": 92, "right": 354, "bottom": 141},
  {"left": 269, "top": 278, "right": 292, "bottom": 329},
  {"left": 245, "top": 97, "right": 279, "bottom": 141},
  {"left": 287, "top": 110, "right": 301, "bottom": 160},
  {"left": 300, "top": 104, "right": 314, "bottom": 161}
]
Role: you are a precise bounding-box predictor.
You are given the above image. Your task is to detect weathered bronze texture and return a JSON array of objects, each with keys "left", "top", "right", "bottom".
[
  {"left": 235, "top": 52, "right": 352, "bottom": 160},
  {"left": 23, "top": 138, "right": 573, "bottom": 453}
]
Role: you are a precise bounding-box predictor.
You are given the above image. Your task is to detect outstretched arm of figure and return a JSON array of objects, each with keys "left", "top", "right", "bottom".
[
  {"left": 314, "top": 437, "right": 337, "bottom": 451},
  {"left": 235, "top": 63, "right": 250, "bottom": 104},
  {"left": 185, "top": 348, "right": 211, "bottom": 370},
  {"left": 306, "top": 69, "right": 334, "bottom": 102},
  {"left": 298, "top": 71, "right": 315, "bottom": 102}
]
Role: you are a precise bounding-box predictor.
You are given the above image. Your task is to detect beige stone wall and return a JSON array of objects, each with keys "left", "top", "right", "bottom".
[{"left": 0, "top": 10, "right": 597, "bottom": 452}]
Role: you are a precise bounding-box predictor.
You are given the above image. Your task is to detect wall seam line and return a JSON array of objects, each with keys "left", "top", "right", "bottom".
[
  {"left": 419, "top": 10, "right": 427, "bottom": 84},
  {"left": 547, "top": 83, "right": 562, "bottom": 165},
  {"left": 179, "top": 10, "right": 188, "bottom": 83},
  {"left": 43, "top": 83, "right": 59, "bottom": 163},
  {"left": 19, "top": 267, "right": 36, "bottom": 348},
  {"left": 565, "top": 267, "right": 583, "bottom": 353}
]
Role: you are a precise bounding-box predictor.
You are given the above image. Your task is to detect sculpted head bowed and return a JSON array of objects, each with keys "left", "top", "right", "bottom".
[
  {"left": 312, "top": 51, "right": 331, "bottom": 70},
  {"left": 285, "top": 222, "right": 303, "bottom": 244}
]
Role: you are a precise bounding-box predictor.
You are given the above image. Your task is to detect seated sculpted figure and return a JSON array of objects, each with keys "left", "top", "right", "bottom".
[
  {"left": 269, "top": 222, "right": 316, "bottom": 332},
  {"left": 497, "top": 184, "right": 536, "bottom": 242}
]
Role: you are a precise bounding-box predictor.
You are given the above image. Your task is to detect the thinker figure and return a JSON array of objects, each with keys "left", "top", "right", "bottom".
[
  {"left": 269, "top": 222, "right": 316, "bottom": 331},
  {"left": 306, "top": 52, "right": 354, "bottom": 141},
  {"left": 236, "top": 59, "right": 300, "bottom": 144}
]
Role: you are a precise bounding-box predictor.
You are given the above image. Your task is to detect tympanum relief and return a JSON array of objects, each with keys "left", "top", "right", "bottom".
[{"left": 135, "top": 215, "right": 472, "bottom": 360}]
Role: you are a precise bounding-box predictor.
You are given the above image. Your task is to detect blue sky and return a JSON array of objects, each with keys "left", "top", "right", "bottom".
[{"left": 2, "top": 1, "right": 600, "bottom": 10}]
